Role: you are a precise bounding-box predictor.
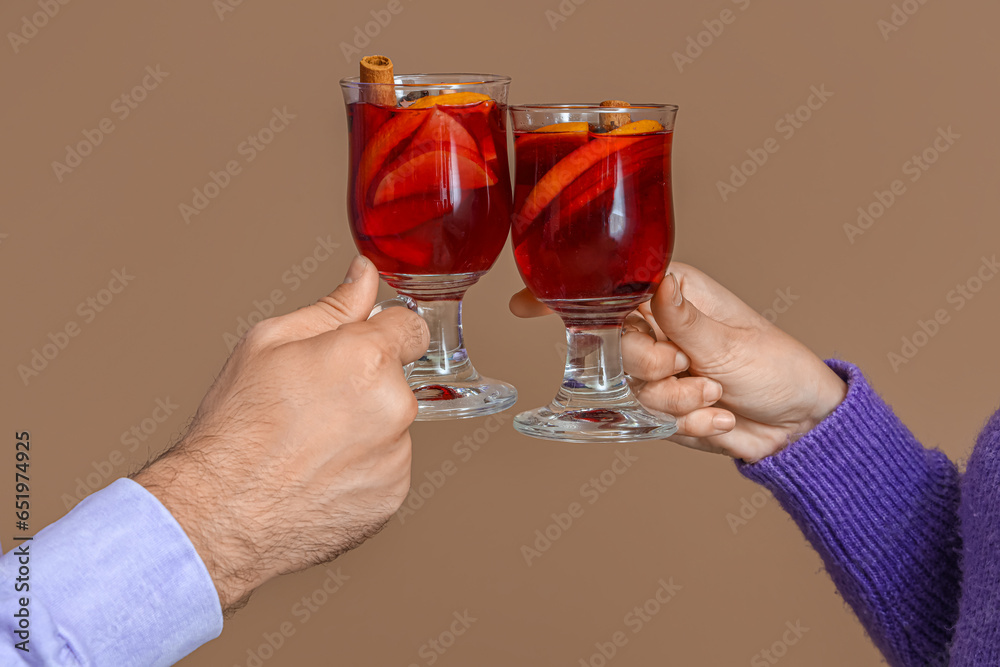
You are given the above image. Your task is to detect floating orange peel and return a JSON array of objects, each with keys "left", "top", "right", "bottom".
[
  {"left": 516, "top": 137, "right": 644, "bottom": 231},
  {"left": 514, "top": 100, "right": 668, "bottom": 234},
  {"left": 607, "top": 119, "right": 665, "bottom": 135},
  {"left": 534, "top": 121, "right": 588, "bottom": 133},
  {"left": 373, "top": 146, "right": 497, "bottom": 205},
  {"left": 409, "top": 91, "right": 491, "bottom": 109},
  {"left": 356, "top": 111, "right": 426, "bottom": 204},
  {"left": 411, "top": 110, "right": 479, "bottom": 153}
]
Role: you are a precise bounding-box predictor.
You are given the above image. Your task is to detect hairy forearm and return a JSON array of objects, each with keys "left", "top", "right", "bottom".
[{"left": 133, "top": 447, "right": 262, "bottom": 614}]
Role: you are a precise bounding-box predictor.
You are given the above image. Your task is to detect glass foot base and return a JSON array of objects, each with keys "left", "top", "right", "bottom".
[
  {"left": 412, "top": 377, "right": 517, "bottom": 421},
  {"left": 513, "top": 404, "right": 677, "bottom": 442}
]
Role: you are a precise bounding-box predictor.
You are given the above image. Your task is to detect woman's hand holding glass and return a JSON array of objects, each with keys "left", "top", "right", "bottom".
[{"left": 511, "top": 262, "right": 848, "bottom": 462}]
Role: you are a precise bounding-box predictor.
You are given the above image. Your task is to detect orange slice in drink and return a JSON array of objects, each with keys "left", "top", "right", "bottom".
[
  {"left": 435, "top": 99, "right": 499, "bottom": 163},
  {"left": 373, "top": 145, "right": 497, "bottom": 206},
  {"left": 370, "top": 209, "right": 451, "bottom": 268},
  {"left": 605, "top": 119, "right": 665, "bottom": 135},
  {"left": 372, "top": 233, "right": 435, "bottom": 269},
  {"left": 358, "top": 195, "right": 453, "bottom": 238},
  {"left": 556, "top": 135, "right": 669, "bottom": 224},
  {"left": 410, "top": 109, "right": 479, "bottom": 154},
  {"left": 356, "top": 109, "right": 428, "bottom": 205},
  {"left": 514, "top": 136, "right": 644, "bottom": 234},
  {"left": 513, "top": 124, "right": 589, "bottom": 176},
  {"left": 534, "top": 121, "right": 589, "bottom": 133},
  {"left": 408, "top": 91, "right": 491, "bottom": 109}
]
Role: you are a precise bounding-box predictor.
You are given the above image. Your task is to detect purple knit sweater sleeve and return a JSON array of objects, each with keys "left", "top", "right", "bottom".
[
  {"left": 737, "top": 360, "right": 961, "bottom": 667},
  {"left": 951, "top": 409, "right": 1000, "bottom": 665}
]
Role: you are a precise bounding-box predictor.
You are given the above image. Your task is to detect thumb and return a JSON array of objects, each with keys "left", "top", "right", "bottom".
[
  {"left": 274, "top": 255, "right": 379, "bottom": 341},
  {"left": 509, "top": 288, "right": 553, "bottom": 318},
  {"left": 649, "top": 272, "right": 730, "bottom": 361}
]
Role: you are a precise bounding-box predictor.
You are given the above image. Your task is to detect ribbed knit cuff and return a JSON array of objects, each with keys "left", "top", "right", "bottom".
[
  {"left": 950, "top": 408, "right": 1000, "bottom": 665},
  {"left": 737, "top": 360, "right": 960, "bottom": 667}
]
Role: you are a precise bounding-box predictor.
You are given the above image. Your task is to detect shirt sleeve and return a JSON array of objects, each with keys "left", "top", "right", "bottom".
[
  {"left": 0, "top": 477, "right": 224, "bottom": 666},
  {"left": 736, "top": 360, "right": 962, "bottom": 667}
]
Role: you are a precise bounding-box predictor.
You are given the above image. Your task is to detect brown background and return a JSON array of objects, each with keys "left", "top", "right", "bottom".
[{"left": 3, "top": 0, "right": 998, "bottom": 665}]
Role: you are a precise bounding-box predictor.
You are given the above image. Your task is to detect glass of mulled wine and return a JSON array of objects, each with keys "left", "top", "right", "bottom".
[
  {"left": 508, "top": 103, "right": 679, "bottom": 441},
  {"left": 340, "top": 73, "right": 517, "bottom": 420}
]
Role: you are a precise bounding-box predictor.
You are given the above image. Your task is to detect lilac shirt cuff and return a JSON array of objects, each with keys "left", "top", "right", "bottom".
[{"left": 0, "top": 477, "right": 223, "bottom": 666}]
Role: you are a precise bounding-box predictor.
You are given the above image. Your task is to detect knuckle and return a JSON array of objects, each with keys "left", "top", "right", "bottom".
[
  {"left": 623, "top": 314, "right": 650, "bottom": 336},
  {"left": 630, "top": 347, "right": 663, "bottom": 379},
  {"left": 243, "top": 318, "right": 283, "bottom": 350},
  {"left": 333, "top": 321, "right": 367, "bottom": 345},
  {"left": 332, "top": 331, "right": 393, "bottom": 390},
  {"left": 314, "top": 295, "right": 355, "bottom": 324},
  {"left": 638, "top": 379, "right": 674, "bottom": 413},
  {"left": 644, "top": 376, "right": 700, "bottom": 414},
  {"left": 634, "top": 354, "right": 656, "bottom": 378},
  {"left": 402, "top": 312, "right": 430, "bottom": 351},
  {"left": 357, "top": 351, "right": 390, "bottom": 385},
  {"left": 343, "top": 331, "right": 388, "bottom": 367},
  {"left": 679, "top": 303, "right": 701, "bottom": 329},
  {"left": 675, "top": 411, "right": 712, "bottom": 438},
  {"left": 377, "top": 310, "right": 429, "bottom": 358},
  {"left": 392, "top": 385, "right": 420, "bottom": 424},
  {"left": 349, "top": 339, "right": 383, "bottom": 368}
]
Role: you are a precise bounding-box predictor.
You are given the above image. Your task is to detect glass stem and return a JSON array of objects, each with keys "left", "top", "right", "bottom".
[
  {"left": 553, "top": 319, "right": 636, "bottom": 410},
  {"left": 409, "top": 296, "right": 478, "bottom": 383}
]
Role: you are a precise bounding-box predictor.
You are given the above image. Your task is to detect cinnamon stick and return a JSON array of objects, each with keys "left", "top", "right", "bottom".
[
  {"left": 360, "top": 55, "right": 395, "bottom": 107},
  {"left": 600, "top": 100, "right": 631, "bottom": 131}
]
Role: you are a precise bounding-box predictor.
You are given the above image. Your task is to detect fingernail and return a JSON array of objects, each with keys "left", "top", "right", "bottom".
[
  {"left": 702, "top": 380, "right": 722, "bottom": 403},
  {"left": 343, "top": 256, "right": 367, "bottom": 284},
  {"left": 669, "top": 273, "right": 684, "bottom": 307},
  {"left": 713, "top": 413, "right": 736, "bottom": 431},
  {"left": 675, "top": 350, "right": 691, "bottom": 370}
]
